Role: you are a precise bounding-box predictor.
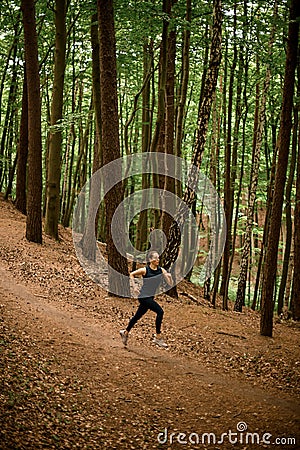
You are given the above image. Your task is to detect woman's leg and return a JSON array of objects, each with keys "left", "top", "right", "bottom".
[
  {"left": 143, "top": 297, "right": 164, "bottom": 334},
  {"left": 126, "top": 301, "right": 149, "bottom": 332}
]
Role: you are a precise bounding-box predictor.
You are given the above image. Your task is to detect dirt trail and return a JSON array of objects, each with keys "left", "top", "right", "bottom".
[{"left": 0, "top": 198, "right": 299, "bottom": 449}]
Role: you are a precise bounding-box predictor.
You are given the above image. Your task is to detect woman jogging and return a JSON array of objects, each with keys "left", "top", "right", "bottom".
[{"left": 120, "top": 250, "right": 173, "bottom": 348}]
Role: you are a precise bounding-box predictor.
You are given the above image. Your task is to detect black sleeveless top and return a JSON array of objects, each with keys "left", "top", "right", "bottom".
[{"left": 138, "top": 265, "right": 163, "bottom": 299}]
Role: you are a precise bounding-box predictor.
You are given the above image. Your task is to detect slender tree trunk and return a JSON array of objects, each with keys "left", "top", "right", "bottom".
[
  {"left": 0, "top": 20, "right": 21, "bottom": 126},
  {"left": 251, "top": 147, "right": 277, "bottom": 310},
  {"left": 209, "top": 92, "right": 222, "bottom": 305},
  {"left": 135, "top": 40, "right": 153, "bottom": 254},
  {"left": 224, "top": 35, "right": 245, "bottom": 310},
  {"left": 260, "top": 0, "right": 299, "bottom": 336},
  {"left": 79, "top": 12, "right": 103, "bottom": 261},
  {"left": 174, "top": 0, "right": 191, "bottom": 161},
  {"left": 162, "top": 0, "right": 222, "bottom": 270},
  {"left": 219, "top": 38, "right": 228, "bottom": 298},
  {"left": 152, "top": 0, "right": 171, "bottom": 230},
  {"left": 150, "top": 0, "right": 169, "bottom": 156},
  {"left": 234, "top": 3, "right": 277, "bottom": 312},
  {"left": 21, "top": 0, "right": 43, "bottom": 244},
  {"left": 285, "top": 249, "right": 293, "bottom": 310},
  {"left": 277, "top": 102, "right": 297, "bottom": 314},
  {"left": 204, "top": 92, "right": 218, "bottom": 300},
  {"left": 15, "top": 66, "right": 28, "bottom": 215},
  {"left": 221, "top": 2, "right": 238, "bottom": 310},
  {"left": 61, "top": 35, "right": 77, "bottom": 227},
  {"left": 4, "top": 154, "right": 18, "bottom": 200},
  {"left": 98, "top": 0, "right": 129, "bottom": 296},
  {"left": 0, "top": 54, "right": 18, "bottom": 188},
  {"left": 290, "top": 52, "right": 300, "bottom": 321},
  {"left": 45, "top": 0, "right": 67, "bottom": 239},
  {"left": 91, "top": 11, "right": 103, "bottom": 235},
  {"left": 160, "top": 0, "right": 177, "bottom": 238}
]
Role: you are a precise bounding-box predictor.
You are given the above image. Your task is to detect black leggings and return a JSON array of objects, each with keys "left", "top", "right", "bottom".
[{"left": 126, "top": 297, "right": 164, "bottom": 335}]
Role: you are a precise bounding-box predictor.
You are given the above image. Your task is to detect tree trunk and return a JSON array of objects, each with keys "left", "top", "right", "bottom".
[
  {"left": 79, "top": 13, "right": 103, "bottom": 261},
  {"left": 61, "top": 34, "right": 78, "bottom": 228},
  {"left": 220, "top": 2, "right": 238, "bottom": 310},
  {"left": 260, "top": 0, "right": 299, "bottom": 336},
  {"left": 285, "top": 249, "right": 293, "bottom": 310},
  {"left": 4, "top": 153, "right": 18, "bottom": 200},
  {"left": 162, "top": 0, "right": 222, "bottom": 270},
  {"left": 234, "top": 2, "right": 277, "bottom": 312},
  {"left": 290, "top": 57, "right": 300, "bottom": 321},
  {"left": 174, "top": 0, "right": 191, "bottom": 161},
  {"left": 135, "top": 40, "right": 153, "bottom": 254},
  {"left": 277, "top": 101, "right": 297, "bottom": 314},
  {"left": 0, "top": 50, "right": 18, "bottom": 188},
  {"left": 150, "top": 0, "right": 169, "bottom": 156},
  {"left": 45, "top": 0, "right": 67, "bottom": 239},
  {"left": 15, "top": 66, "right": 28, "bottom": 215},
  {"left": 160, "top": 6, "right": 177, "bottom": 237},
  {"left": 152, "top": 0, "right": 170, "bottom": 230},
  {"left": 0, "top": 19, "right": 21, "bottom": 126},
  {"left": 21, "top": 0, "right": 43, "bottom": 244},
  {"left": 219, "top": 38, "right": 228, "bottom": 298},
  {"left": 225, "top": 33, "right": 246, "bottom": 310},
  {"left": 98, "top": 0, "right": 129, "bottom": 296}
]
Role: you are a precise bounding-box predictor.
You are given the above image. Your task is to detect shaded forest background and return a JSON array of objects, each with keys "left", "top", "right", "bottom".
[{"left": 0, "top": 0, "right": 299, "bottom": 337}]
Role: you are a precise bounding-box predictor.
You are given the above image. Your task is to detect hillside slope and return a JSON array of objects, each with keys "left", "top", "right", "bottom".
[{"left": 0, "top": 196, "right": 299, "bottom": 449}]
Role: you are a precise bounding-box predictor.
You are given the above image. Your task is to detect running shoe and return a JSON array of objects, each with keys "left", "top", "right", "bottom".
[
  {"left": 153, "top": 336, "right": 168, "bottom": 348},
  {"left": 120, "top": 329, "right": 128, "bottom": 346}
]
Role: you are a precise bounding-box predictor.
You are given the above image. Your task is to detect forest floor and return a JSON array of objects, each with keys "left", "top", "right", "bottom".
[{"left": 0, "top": 195, "right": 299, "bottom": 450}]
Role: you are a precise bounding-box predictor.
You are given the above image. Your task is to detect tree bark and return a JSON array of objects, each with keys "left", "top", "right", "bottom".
[
  {"left": 234, "top": 2, "right": 277, "bottom": 312},
  {"left": 251, "top": 147, "right": 277, "bottom": 310},
  {"left": 0, "top": 47, "right": 18, "bottom": 188},
  {"left": 260, "top": 0, "right": 299, "bottom": 336},
  {"left": 220, "top": 2, "right": 239, "bottom": 310},
  {"left": 21, "top": 0, "right": 43, "bottom": 244},
  {"left": 135, "top": 40, "right": 153, "bottom": 254},
  {"left": 152, "top": 0, "right": 171, "bottom": 230},
  {"left": 98, "top": 0, "right": 129, "bottom": 296},
  {"left": 15, "top": 66, "right": 28, "bottom": 215},
  {"left": 45, "top": 0, "right": 67, "bottom": 239},
  {"left": 160, "top": 6, "right": 176, "bottom": 237},
  {"left": 61, "top": 30, "right": 77, "bottom": 228},
  {"left": 277, "top": 101, "right": 297, "bottom": 314},
  {"left": 291, "top": 53, "right": 300, "bottom": 321},
  {"left": 162, "top": 0, "right": 222, "bottom": 270},
  {"left": 174, "top": 0, "right": 191, "bottom": 161},
  {"left": 79, "top": 13, "right": 103, "bottom": 261}
]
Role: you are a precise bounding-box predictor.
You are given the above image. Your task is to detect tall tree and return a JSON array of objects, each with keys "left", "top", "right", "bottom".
[
  {"left": 174, "top": 0, "right": 191, "bottom": 162},
  {"left": 135, "top": 39, "right": 153, "bottom": 254},
  {"left": 98, "top": 0, "right": 129, "bottom": 296},
  {"left": 162, "top": 0, "right": 222, "bottom": 269},
  {"left": 234, "top": 1, "right": 277, "bottom": 312},
  {"left": 157, "top": 0, "right": 177, "bottom": 238},
  {"left": 290, "top": 54, "right": 300, "bottom": 321},
  {"left": 260, "top": 0, "right": 299, "bottom": 336},
  {"left": 45, "top": 0, "right": 67, "bottom": 239},
  {"left": 21, "top": 0, "right": 42, "bottom": 244},
  {"left": 220, "top": 2, "right": 239, "bottom": 310},
  {"left": 0, "top": 43, "right": 18, "bottom": 189},
  {"left": 15, "top": 66, "right": 28, "bottom": 214},
  {"left": 223, "top": 2, "right": 247, "bottom": 309},
  {"left": 78, "top": 11, "right": 103, "bottom": 261},
  {"left": 277, "top": 99, "right": 297, "bottom": 315}
]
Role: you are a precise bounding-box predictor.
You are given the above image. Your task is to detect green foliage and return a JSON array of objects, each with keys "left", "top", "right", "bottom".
[{"left": 0, "top": 0, "right": 292, "bottom": 299}]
